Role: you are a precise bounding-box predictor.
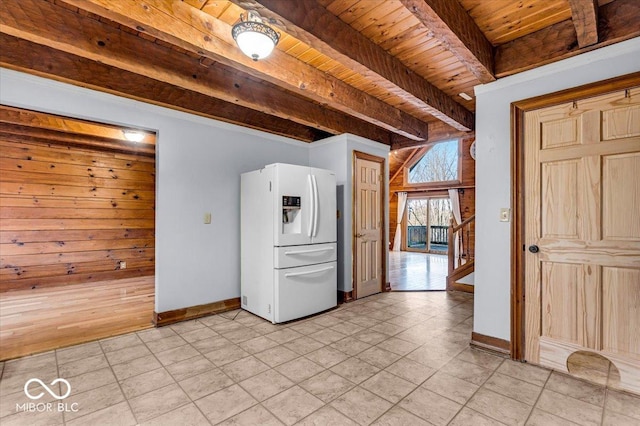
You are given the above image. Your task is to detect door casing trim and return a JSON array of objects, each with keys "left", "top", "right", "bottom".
[
  {"left": 352, "top": 150, "right": 388, "bottom": 300},
  {"left": 510, "top": 71, "right": 640, "bottom": 361}
]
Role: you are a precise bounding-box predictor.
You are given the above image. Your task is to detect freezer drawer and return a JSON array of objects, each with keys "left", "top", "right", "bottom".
[
  {"left": 274, "top": 243, "right": 337, "bottom": 269},
  {"left": 274, "top": 261, "right": 337, "bottom": 323}
]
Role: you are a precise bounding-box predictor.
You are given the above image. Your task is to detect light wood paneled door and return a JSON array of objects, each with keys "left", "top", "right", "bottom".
[
  {"left": 524, "top": 87, "right": 640, "bottom": 394},
  {"left": 354, "top": 153, "right": 384, "bottom": 299}
]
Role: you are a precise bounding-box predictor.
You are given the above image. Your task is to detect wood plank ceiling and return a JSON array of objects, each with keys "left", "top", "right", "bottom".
[{"left": 0, "top": 0, "right": 638, "bottom": 149}]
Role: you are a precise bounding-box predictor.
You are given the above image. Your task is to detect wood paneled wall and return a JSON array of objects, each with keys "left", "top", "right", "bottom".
[
  {"left": 0, "top": 106, "right": 156, "bottom": 292},
  {"left": 389, "top": 137, "right": 475, "bottom": 251}
]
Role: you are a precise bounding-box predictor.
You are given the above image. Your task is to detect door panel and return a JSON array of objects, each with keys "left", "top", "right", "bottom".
[
  {"left": 524, "top": 87, "right": 640, "bottom": 394},
  {"left": 602, "top": 104, "right": 640, "bottom": 140},
  {"left": 541, "top": 160, "right": 579, "bottom": 239},
  {"left": 355, "top": 156, "right": 383, "bottom": 299},
  {"left": 311, "top": 167, "right": 337, "bottom": 244},
  {"left": 602, "top": 153, "right": 640, "bottom": 240},
  {"left": 541, "top": 262, "right": 600, "bottom": 349},
  {"left": 274, "top": 164, "right": 312, "bottom": 247},
  {"left": 602, "top": 267, "right": 640, "bottom": 356},
  {"left": 541, "top": 116, "right": 581, "bottom": 149}
]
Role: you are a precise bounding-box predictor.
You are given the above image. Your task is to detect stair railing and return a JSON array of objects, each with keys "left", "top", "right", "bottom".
[{"left": 447, "top": 214, "right": 475, "bottom": 290}]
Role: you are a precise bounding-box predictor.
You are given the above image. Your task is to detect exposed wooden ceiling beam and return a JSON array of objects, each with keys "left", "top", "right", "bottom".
[
  {"left": 0, "top": 0, "right": 397, "bottom": 145},
  {"left": 496, "top": 0, "right": 639, "bottom": 77},
  {"left": 55, "top": 0, "right": 429, "bottom": 141},
  {"left": 568, "top": 0, "right": 599, "bottom": 48},
  {"left": 0, "top": 34, "right": 325, "bottom": 143},
  {"left": 398, "top": 0, "right": 495, "bottom": 84},
  {"left": 231, "top": 0, "right": 475, "bottom": 131}
]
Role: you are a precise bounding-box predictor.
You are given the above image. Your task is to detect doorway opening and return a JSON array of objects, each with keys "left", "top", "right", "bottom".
[
  {"left": 389, "top": 251, "right": 447, "bottom": 291},
  {"left": 406, "top": 197, "right": 450, "bottom": 254},
  {"left": 392, "top": 196, "right": 450, "bottom": 291},
  {"left": 0, "top": 106, "right": 156, "bottom": 360}
]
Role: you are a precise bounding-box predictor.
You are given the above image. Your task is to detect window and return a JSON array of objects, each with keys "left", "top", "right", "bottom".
[{"left": 407, "top": 140, "right": 459, "bottom": 184}]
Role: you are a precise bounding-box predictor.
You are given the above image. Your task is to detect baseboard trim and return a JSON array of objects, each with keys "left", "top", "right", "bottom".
[
  {"left": 338, "top": 290, "right": 353, "bottom": 303},
  {"left": 449, "top": 282, "right": 474, "bottom": 293},
  {"left": 153, "top": 297, "right": 241, "bottom": 326},
  {"left": 471, "top": 332, "right": 511, "bottom": 355}
]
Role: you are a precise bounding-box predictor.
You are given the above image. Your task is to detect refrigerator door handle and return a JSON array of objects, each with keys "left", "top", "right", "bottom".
[
  {"left": 284, "top": 247, "right": 335, "bottom": 256},
  {"left": 307, "top": 174, "right": 314, "bottom": 237},
  {"left": 312, "top": 174, "right": 319, "bottom": 237},
  {"left": 285, "top": 247, "right": 335, "bottom": 255},
  {"left": 284, "top": 265, "right": 334, "bottom": 278}
]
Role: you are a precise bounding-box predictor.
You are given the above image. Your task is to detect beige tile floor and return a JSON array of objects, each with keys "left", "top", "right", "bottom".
[{"left": 1, "top": 291, "right": 638, "bottom": 425}]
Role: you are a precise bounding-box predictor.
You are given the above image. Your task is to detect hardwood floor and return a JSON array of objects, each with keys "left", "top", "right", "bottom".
[
  {"left": 0, "top": 276, "right": 154, "bottom": 361},
  {"left": 389, "top": 251, "right": 447, "bottom": 291}
]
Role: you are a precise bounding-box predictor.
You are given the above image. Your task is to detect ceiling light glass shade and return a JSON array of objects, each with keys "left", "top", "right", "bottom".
[
  {"left": 232, "top": 13, "right": 280, "bottom": 61},
  {"left": 123, "top": 130, "right": 145, "bottom": 142}
]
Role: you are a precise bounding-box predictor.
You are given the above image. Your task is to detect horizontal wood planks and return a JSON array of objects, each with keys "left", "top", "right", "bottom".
[
  {"left": 213, "top": 0, "right": 477, "bottom": 121},
  {"left": 458, "top": 0, "right": 572, "bottom": 45},
  {"left": 0, "top": 276, "right": 154, "bottom": 360},
  {"left": 0, "top": 106, "right": 156, "bottom": 291},
  {"left": 319, "top": 0, "right": 480, "bottom": 113}
]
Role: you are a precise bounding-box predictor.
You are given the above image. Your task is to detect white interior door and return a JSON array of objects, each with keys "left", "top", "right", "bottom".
[
  {"left": 524, "top": 87, "right": 640, "bottom": 394},
  {"left": 354, "top": 156, "right": 383, "bottom": 299}
]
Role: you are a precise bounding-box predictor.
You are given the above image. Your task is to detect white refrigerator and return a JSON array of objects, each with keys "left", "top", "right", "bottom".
[{"left": 241, "top": 163, "right": 337, "bottom": 323}]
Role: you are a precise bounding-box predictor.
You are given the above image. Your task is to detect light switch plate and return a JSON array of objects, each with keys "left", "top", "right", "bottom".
[
  {"left": 204, "top": 212, "right": 212, "bottom": 224},
  {"left": 500, "top": 208, "right": 511, "bottom": 222}
]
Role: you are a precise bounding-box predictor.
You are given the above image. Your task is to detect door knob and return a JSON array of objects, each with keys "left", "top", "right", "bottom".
[
  {"left": 355, "top": 233, "right": 364, "bottom": 238},
  {"left": 528, "top": 245, "right": 539, "bottom": 254}
]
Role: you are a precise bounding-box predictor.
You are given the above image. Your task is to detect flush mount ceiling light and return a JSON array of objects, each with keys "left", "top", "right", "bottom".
[
  {"left": 231, "top": 11, "right": 280, "bottom": 61},
  {"left": 123, "top": 130, "right": 145, "bottom": 143}
]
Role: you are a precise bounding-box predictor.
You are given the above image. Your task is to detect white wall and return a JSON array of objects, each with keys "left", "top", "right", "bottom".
[
  {"left": 473, "top": 38, "right": 640, "bottom": 341},
  {"left": 310, "top": 134, "right": 390, "bottom": 292},
  {"left": 0, "top": 68, "right": 309, "bottom": 313}
]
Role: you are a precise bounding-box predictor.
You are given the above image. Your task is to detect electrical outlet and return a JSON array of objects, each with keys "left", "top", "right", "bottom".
[
  {"left": 204, "top": 212, "right": 212, "bottom": 224},
  {"left": 119, "top": 261, "right": 127, "bottom": 269},
  {"left": 499, "top": 208, "right": 511, "bottom": 222}
]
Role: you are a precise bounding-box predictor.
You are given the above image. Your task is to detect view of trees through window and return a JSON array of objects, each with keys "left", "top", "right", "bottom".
[
  {"left": 408, "top": 140, "right": 459, "bottom": 184},
  {"left": 406, "top": 198, "right": 451, "bottom": 251},
  {"left": 407, "top": 198, "right": 452, "bottom": 227}
]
